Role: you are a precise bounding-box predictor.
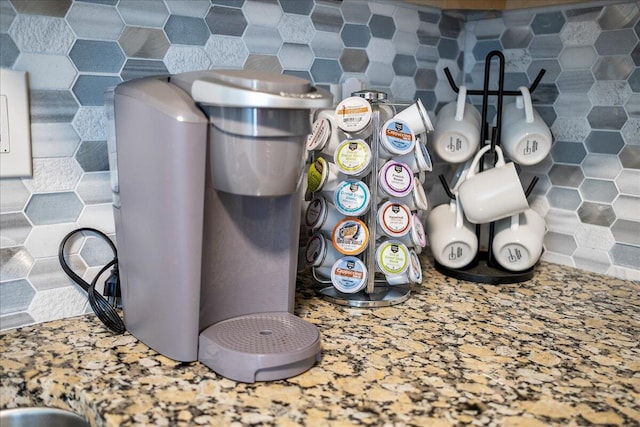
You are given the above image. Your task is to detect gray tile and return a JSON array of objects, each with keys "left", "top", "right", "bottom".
[
  {"left": 628, "top": 68, "right": 640, "bottom": 92},
  {"left": 593, "top": 55, "right": 635, "bottom": 81},
  {"left": 244, "top": 25, "right": 281, "bottom": 54},
  {"left": 311, "top": 30, "right": 343, "bottom": 59},
  {"left": 550, "top": 117, "right": 590, "bottom": 143},
  {"left": 595, "top": 28, "right": 638, "bottom": 56},
  {"left": 164, "top": 0, "right": 211, "bottom": 18},
  {"left": 339, "top": 48, "right": 368, "bottom": 73},
  {"left": 366, "top": 61, "right": 394, "bottom": 86},
  {"left": 28, "top": 257, "right": 83, "bottom": 291},
  {"left": 392, "top": 54, "right": 416, "bottom": 77},
  {"left": 73, "top": 75, "right": 122, "bottom": 107},
  {"left": 581, "top": 153, "right": 622, "bottom": 179},
  {"left": 612, "top": 219, "right": 640, "bottom": 246},
  {"left": 560, "top": 20, "right": 601, "bottom": 46},
  {"left": 0, "top": 212, "right": 31, "bottom": 248},
  {"left": 622, "top": 118, "right": 640, "bottom": 145},
  {"left": 80, "top": 0, "right": 118, "bottom": 5},
  {"left": 279, "top": 43, "right": 314, "bottom": 70},
  {"left": 471, "top": 17, "right": 504, "bottom": 40},
  {"left": 0, "top": 279, "right": 35, "bottom": 315},
  {"left": 165, "top": 45, "right": 213, "bottom": 73},
  {"left": 0, "top": 179, "right": 30, "bottom": 214},
  {"left": 528, "top": 34, "right": 563, "bottom": 59},
  {"left": 417, "top": 22, "right": 440, "bottom": 46},
  {"left": 66, "top": 2, "right": 124, "bottom": 40},
  {"left": 472, "top": 39, "right": 501, "bottom": 61},
  {"left": 0, "top": 312, "right": 34, "bottom": 330},
  {"left": 585, "top": 131, "right": 626, "bottom": 155},
  {"left": 616, "top": 169, "right": 640, "bottom": 196},
  {"left": 392, "top": 31, "right": 418, "bottom": 56},
  {"left": 564, "top": 5, "right": 603, "bottom": 22},
  {"left": 341, "top": 23, "right": 370, "bottom": 48},
  {"left": 578, "top": 201, "right": 616, "bottom": 227},
  {"left": 0, "top": 247, "right": 33, "bottom": 282},
  {"left": 598, "top": 2, "right": 640, "bottom": 30},
  {"left": 310, "top": 58, "right": 342, "bottom": 84},
  {"left": 69, "top": 39, "right": 126, "bottom": 73},
  {"left": 437, "top": 38, "right": 458, "bottom": 60},
  {"left": 13, "top": 53, "right": 77, "bottom": 90},
  {"left": 574, "top": 223, "right": 615, "bottom": 251},
  {"left": 393, "top": 6, "right": 421, "bottom": 34},
  {"left": 72, "top": 107, "right": 107, "bottom": 141},
  {"left": 531, "top": 11, "right": 565, "bottom": 35},
  {"left": 279, "top": 0, "right": 313, "bottom": 15},
  {"left": 164, "top": 15, "right": 210, "bottom": 46},
  {"left": 242, "top": 0, "right": 281, "bottom": 26},
  {"left": 243, "top": 54, "right": 281, "bottom": 73},
  {"left": 500, "top": 26, "right": 533, "bottom": 49},
  {"left": 527, "top": 59, "right": 561, "bottom": 83},
  {"left": 206, "top": 5, "right": 247, "bottom": 36},
  {"left": 551, "top": 141, "right": 587, "bottom": 164},
  {"left": 587, "top": 106, "right": 627, "bottom": 131},
  {"left": 278, "top": 14, "right": 315, "bottom": 44},
  {"left": 573, "top": 247, "right": 612, "bottom": 273},
  {"left": 579, "top": 178, "right": 618, "bottom": 203},
  {"left": 620, "top": 144, "right": 640, "bottom": 169},
  {"left": 625, "top": 93, "right": 640, "bottom": 119},
  {"left": 118, "top": 0, "right": 169, "bottom": 27},
  {"left": 367, "top": 38, "right": 395, "bottom": 63},
  {"left": 415, "top": 68, "right": 437, "bottom": 90},
  {"left": 0, "top": 0, "right": 16, "bottom": 33},
  {"left": 554, "top": 93, "right": 592, "bottom": 117},
  {"left": 390, "top": 75, "right": 416, "bottom": 102},
  {"left": 556, "top": 70, "right": 595, "bottom": 94},
  {"left": 76, "top": 172, "right": 112, "bottom": 205},
  {"left": 544, "top": 207, "right": 581, "bottom": 234},
  {"left": 11, "top": 0, "right": 71, "bottom": 17},
  {"left": 80, "top": 236, "right": 115, "bottom": 267},
  {"left": 0, "top": 33, "right": 19, "bottom": 67},
  {"left": 119, "top": 27, "right": 170, "bottom": 59},
  {"left": 24, "top": 192, "right": 84, "bottom": 225},
  {"left": 536, "top": 105, "right": 557, "bottom": 128},
  {"left": 609, "top": 243, "right": 640, "bottom": 269},
  {"left": 632, "top": 42, "right": 640, "bottom": 66},
  {"left": 29, "top": 90, "right": 79, "bottom": 124},
  {"left": 612, "top": 194, "right": 639, "bottom": 220},
  {"left": 549, "top": 164, "right": 585, "bottom": 188},
  {"left": 211, "top": 0, "right": 244, "bottom": 7},
  {"left": 369, "top": 14, "right": 395, "bottom": 40},
  {"left": 8, "top": 15, "right": 74, "bottom": 54},
  {"left": 311, "top": 4, "right": 343, "bottom": 33},
  {"left": 558, "top": 46, "right": 597, "bottom": 70},
  {"left": 543, "top": 231, "right": 577, "bottom": 255},
  {"left": 76, "top": 140, "right": 109, "bottom": 172},
  {"left": 203, "top": 36, "right": 247, "bottom": 68},
  {"left": 530, "top": 83, "right": 558, "bottom": 105},
  {"left": 120, "top": 59, "right": 169, "bottom": 81},
  {"left": 438, "top": 12, "right": 460, "bottom": 39},
  {"left": 283, "top": 70, "right": 311, "bottom": 81},
  {"left": 547, "top": 186, "right": 582, "bottom": 210},
  {"left": 588, "top": 80, "right": 632, "bottom": 106}
]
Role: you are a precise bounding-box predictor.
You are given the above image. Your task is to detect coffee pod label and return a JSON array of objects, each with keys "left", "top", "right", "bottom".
[
  {"left": 335, "top": 97, "right": 372, "bottom": 133},
  {"left": 304, "top": 196, "right": 326, "bottom": 229},
  {"left": 412, "top": 214, "right": 427, "bottom": 247},
  {"left": 332, "top": 218, "right": 369, "bottom": 255},
  {"left": 334, "top": 139, "right": 371, "bottom": 176},
  {"left": 380, "top": 161, "right": 414, "bottom": 197},
  {"left": 379, "top": 201, "right": 411, "bottom": 236},
  {"left": 334, "top": 179, "right": 370, "bottom": 217},
  {"left": 380, "top": 119, "right": 415, "bottom": 155},
  {"left": 307, "top": 118, "right": 331, "bottom": 151},
  {"left": 376, "top": 240, "right": 409, "bottom": 276},
  {"left": 331, "top": 256, "right": 367, "bottom": 294},
  {"left": 307, "top": 158, "right": 327, "bottom": 193},
  {"left": 408, "top": 249, "right": 422, "bottom": 283},
  {"left": 304, "top": 233, "right": 325, "bottom": 266}
]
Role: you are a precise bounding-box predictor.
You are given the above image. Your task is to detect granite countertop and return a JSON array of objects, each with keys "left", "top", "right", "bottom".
[{"left": 1, "top": 257, "right": 639, "bottom": 426}]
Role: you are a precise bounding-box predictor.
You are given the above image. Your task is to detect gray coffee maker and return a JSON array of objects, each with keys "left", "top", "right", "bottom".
[{"left": 107, "top": 70, "right": 332, "bottom": 382}]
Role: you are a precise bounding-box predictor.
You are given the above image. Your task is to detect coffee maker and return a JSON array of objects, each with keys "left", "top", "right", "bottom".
[{"left": 107, "top": 70, "right": 332, "bottom": 382}]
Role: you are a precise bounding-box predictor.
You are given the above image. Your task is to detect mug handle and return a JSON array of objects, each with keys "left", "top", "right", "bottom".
[
  {"left": 449, "top": 194, "right": 464, "bottom": 230},
  {"left": 455, "top": 86, "right": 467, "bottom": 122},
  {"left": 465, "top": 144, "right": 506, "bottom": 180},
  {"left": 510, "top": 212, "right": 520, "bottom": 231},
  {"left": 518, "top": 86, "right": 535, "bottom": 124}
]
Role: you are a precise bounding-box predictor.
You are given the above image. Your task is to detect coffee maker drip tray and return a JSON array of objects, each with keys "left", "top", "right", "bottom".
[{"left": 198, "top": 312, "right": 321, "bottom": 383}]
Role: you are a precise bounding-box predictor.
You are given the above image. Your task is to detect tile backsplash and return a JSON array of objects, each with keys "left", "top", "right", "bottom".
[{"left": 0, "top": 0, "right": 638, "bottom": 330}]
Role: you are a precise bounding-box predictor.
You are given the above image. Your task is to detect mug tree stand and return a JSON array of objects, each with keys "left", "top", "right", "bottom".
[{"left": 434, "top": 50, "right": 545, "bottom": 285}]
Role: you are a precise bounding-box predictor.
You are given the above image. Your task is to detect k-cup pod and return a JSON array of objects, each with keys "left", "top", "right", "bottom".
[
  {"left": 307, "top": 157, "right": 341, "bottom": 194},
  {"left": 304, "top": 195, "right": 343, "bottom": 236},
  {"left": 333, "top": 139, "right": 372, "bottom": 177},
  {"left": 394, "top": 138, "right": 433, "bottom": 174},
  {"left": 492, "top": 208, "right": 546, "bottom": 272},
  {"left": 378, "top": 102, "right": 396, "bottom": 122},
  {"left": 425, "top": 197, "right": 478, "bottom": 269},
  {"left": 386, "top": 248, "right": 423, "bottom": 285},
  {"left": 331, "top": 256, "right": 368, "bottom": 294},
  {"left": 378, "top": 118, "right": 416, "bottom": 159},
  {"left": 375, "top": 240, "right": 410, "bottom": 277},
  {"left": 306, "top": 109, "right": 345, "bottom": 156},
  {"left": 305, "top": 232, "right": 342, "bottom": 277},
  {"left": 332, "top": 217, "right": 369, "bottom": 256},
  {"left": 334, "top": 179, "right": 371, "bottom": 217},
  {"left": 501, "top": 86, "right": 553, "bottom": 166},
  {"left": 457, "top": 145, "right": 529, "bottom": 224},
  {"left": 378, "top": 160, "right": 414, "bottom": 199},
  {"left": 397, "top": 213, "right": 427, "bottom": 249},
  {"left": 335, "top": 96, "right": 373, "bottom": 138},
  {"left": 433, "top": 86, "right": 482, "bottom": 163},
  {"left": 376, "top": 200, "right": 412, "bottom": 239},
  {"left": 392, "top": 98, "right": 434, "bottom": 135},
  {"left": 392, "top": 181, "right": 428, "bottom": 212}
]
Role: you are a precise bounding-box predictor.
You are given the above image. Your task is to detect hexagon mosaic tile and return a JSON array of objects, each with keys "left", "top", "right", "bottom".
[{"left": 0, "top": 0, "right": 639, "bottom": 330}]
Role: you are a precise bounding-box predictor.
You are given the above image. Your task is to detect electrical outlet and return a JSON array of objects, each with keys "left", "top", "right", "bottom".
[{"left": 0, "top": 69, "right": 32, "bottom": 178}]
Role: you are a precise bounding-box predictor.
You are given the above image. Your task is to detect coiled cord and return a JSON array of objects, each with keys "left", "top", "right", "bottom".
[{"left": 58, "top": 227, "right": 126, "bottom": 334}]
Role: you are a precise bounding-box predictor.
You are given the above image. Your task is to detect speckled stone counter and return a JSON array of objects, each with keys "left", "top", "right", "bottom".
[{"left": 1, "top": 259, "right": 639, "bottom": 426}]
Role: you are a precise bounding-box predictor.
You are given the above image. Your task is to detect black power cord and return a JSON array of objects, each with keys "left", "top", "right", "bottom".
[{"left": 58, "top": 227, "right": 126, "bottom": 334}]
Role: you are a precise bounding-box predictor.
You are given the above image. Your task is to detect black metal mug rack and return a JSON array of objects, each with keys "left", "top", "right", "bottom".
[{"left": 434, "top": 50, "right": 546, "bottom": 285}]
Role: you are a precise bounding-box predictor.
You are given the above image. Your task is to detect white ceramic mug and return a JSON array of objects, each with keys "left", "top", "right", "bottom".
[
  {"left": 433, "top": 86, "right": 482, "bottom": 164},
  {"left": 492, "top": 208, "right": 546, "bottom": 271},
  {"left": 392, "top": 98, "right": 434, "bottom": 135},
  {"left": 457, "top": 145, "right": 529, "bottom": 224},
  {"left": 501, "top": 87, "right": 553, "bottom": 166},
  {"left": 425, "top": 197, "right": 478, "bottom": 269}
]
